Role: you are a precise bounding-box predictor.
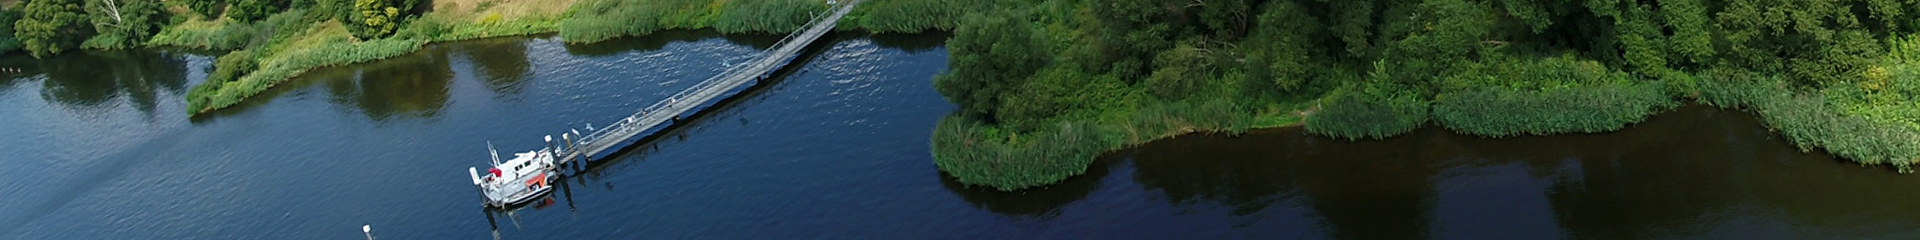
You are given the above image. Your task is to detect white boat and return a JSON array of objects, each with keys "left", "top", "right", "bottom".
[{"left": 468, "top": 141, "right": 560, "bottom": 208}]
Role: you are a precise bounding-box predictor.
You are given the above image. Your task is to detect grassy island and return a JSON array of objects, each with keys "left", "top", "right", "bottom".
[
  {"left": 930, "top": 0, "right": 1920, "bottom": 190},
  {"left": 0, "top": 0, "right": 964, "bottom": 114}
]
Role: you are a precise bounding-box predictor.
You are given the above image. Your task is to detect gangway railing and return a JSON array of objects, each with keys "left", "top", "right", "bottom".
[{"left": 551, "top": 0, "right": 862, "bottom": 167}]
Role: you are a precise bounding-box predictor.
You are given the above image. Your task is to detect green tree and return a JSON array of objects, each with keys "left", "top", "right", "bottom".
[
  {"left": 1379, "top": 0, "right": 1494, "bottom": 88},
  {"left": 347, "top": 0, "right": 417, "bottom": 39},
  {"left": 15, "top": 0, "right": 90, "bottom": 57},
  {"left": 933, "top": 11, "right": 1051, "bottom": 121},
  {"left": 84, "top": 0, "right": 166, "bottom": 49},
  {"left": 228, "top": 0, "right": 285, "bottom": 23},
  {"left": 350, "top": 0, "right": 397, "bottom": 39},
  {"left": 181, "top": 0, "right": 224, "bottom": 18},
  {"left": 0, "top": 9, "right": 25, "bottom": 53},
  {"left": 1247, "top": 0, "right": 1321, "bottom": 91}
]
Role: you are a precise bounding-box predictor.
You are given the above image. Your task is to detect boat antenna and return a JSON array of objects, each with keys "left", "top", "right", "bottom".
[{"left": 487, "top": 141, "right": 501, "bottom": 167}]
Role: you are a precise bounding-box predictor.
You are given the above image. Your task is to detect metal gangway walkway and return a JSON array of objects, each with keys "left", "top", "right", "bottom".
[{"left": 548, "top": 0, "right": 862, "bottom": 168}]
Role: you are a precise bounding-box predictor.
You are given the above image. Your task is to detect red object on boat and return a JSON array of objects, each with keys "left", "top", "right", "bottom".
[{"left": 488, "top": 168, "right": 502, "bottom": 177}]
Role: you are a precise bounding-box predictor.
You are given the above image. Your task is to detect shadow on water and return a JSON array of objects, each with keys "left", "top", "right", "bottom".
[
  {"left": 562, "top": 30, "right": 731, "bottom": 57},
  {"left": 1112, "top": 105, "right": 1920, "bottom": 238},
  {"left": 1124, "top": 127, "right": 1439, "bottom": 239},
  {"left": 864, "top": 31, "right": 949, "bottom": 53},
  {"left": 938, "top": 160, "right": 1107, "bottom": 219},
  {"left": 28, "top": 50, "right": 190, "bottom": 114}
]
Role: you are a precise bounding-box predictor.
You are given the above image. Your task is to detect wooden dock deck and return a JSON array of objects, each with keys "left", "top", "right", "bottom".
[{"left": 554, "top": 0, "right": 862, "bottom": 165}]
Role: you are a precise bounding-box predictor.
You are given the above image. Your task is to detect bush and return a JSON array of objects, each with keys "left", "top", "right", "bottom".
[
  {"left": 183, "top": 0, "right": 226, "bottom": 18},
  {"left": 1305, "top": 82, "right": 1430, "bottom": 141},
  {"left": 208, "top": 50, "right": 257, "bottom": 84},
  {"left": 229, "top": 0, "right": 285, "bottom": 23}
]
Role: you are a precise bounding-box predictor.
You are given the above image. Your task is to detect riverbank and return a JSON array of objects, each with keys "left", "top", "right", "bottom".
[
  {"left": 143, "top": 0, "right": 972, "bottom": 115},
  {"left": 929, "top": 0, "right": 1920, "bottom": 190}
]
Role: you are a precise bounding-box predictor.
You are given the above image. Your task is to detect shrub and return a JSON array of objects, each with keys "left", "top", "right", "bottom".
[
  {"left": 1305, "top": 82, "right": 1430, "bottom": 141},
  {"left": 229, "top": 0, "right": 285, "bottom": 23}
]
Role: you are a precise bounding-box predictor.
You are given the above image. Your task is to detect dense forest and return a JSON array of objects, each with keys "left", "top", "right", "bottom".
[{"left": 929, "top": 0, "right": 1920, "bottom": 190}]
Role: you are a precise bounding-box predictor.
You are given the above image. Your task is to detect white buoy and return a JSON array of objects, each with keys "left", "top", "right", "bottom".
[{"left": 362, "top": 224, "right": 372, "bottom": 240}]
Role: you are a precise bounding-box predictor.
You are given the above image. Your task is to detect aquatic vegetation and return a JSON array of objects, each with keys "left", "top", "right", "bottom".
[
  {"left": 932, "top": 116, "right": 1113, "bottom": 191},
  {"left": 1699, "top": 76, "right": 1920, "bottom": 172}
]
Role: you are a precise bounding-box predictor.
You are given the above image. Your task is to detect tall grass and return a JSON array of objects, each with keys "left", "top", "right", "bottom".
[
  {"left": 712, "top": 0, "right": 828, "bottom": 33},
  {"left": 844, "top": 0, "right": 969, "bottom": 32},
  {"left": 1699, "top": 76, "right": 1920, "bottom": 172},
  {"left": 933, "top": 116, "right": 1114, "bottom": 190},
  {"left": 934, "top": 97, "right": 1268, "bottom": 190},
  {"left": 1304, "top": 85, "right": 1430, "bottom": 140},
  {"left": 1432, "top": 83, "right": 1676, "bottom": 137},
  {"left": 556, "top": 0, "right": 678, "bottom": 42},
  {"left": 147, "top": 17, "right": 257, "bottom": 51}
]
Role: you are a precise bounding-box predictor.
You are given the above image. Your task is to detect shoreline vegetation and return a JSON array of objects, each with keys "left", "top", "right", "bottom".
[
  {"left": 930, "top": 0, "right": 1920, "bottom": 190},
  {"left": 0, "top": 0, "right": 967, "bottom": 114}
]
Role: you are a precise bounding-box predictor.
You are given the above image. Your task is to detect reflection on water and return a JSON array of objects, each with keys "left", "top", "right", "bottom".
[
  {"left": 1088, "top": 105, "right": 1920, "bottom": 239},
  {"left": 563, "top": 30, "right": 732, "bottom": 56},
  {"left": 865, "top": 32, "right": 949, "bottom": 53},
  {"left": 332, "top": 46, "right": 455, "bottom": 120},
  {"left": 457, "top": 38, "right": 533, "bottom": 96},
  {"left": 938, "top": 160, "right": 1107, "bottom": 219},
  {"left": 30, "top": 51, "right": 189, "bottom": 114}
]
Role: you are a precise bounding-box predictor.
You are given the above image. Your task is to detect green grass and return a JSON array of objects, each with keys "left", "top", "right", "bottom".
[
  {"left": 1303, "top": 83, "right": 1431, "bottom": 141},
  {"left": 1428, "top": 56, "right": 1681, "bottom": 137},
  {"left": 1699, "top": 75, "right": 1920, "bottom": 172}
]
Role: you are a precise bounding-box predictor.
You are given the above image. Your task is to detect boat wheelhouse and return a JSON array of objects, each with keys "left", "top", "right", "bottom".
[{"left": 468, "top": 142, "right": 560, "bottom": 208}]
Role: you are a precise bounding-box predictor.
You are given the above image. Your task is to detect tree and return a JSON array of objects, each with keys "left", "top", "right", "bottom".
[
  {"left": 1247, "top": 0, "right": 1321, "bottom": 91},
  {"left": 347, "top": 0, "right": 418, "bottom": 39},
  {"left": 0, "top": 9, "right": 25, "bottom": 53},
  {"left": 16, "top": 0, "right": 90, "bottom": 57},
  {"left": 84, "top": 0, "right": 166, "bottom": 49},
  {"left": 934, "top": 11, "right": 1051, "bottom": 121},
  {"left": 228, "top": 0, "right": 286, "bottom": 23},
  {"left": 181, "top": 0, "right": 224, "bottom": 18}
]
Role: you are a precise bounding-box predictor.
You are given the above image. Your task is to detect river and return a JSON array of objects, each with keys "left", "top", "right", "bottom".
[{"left": 2, "top": 30, "right": 1918, "bottom": 239}]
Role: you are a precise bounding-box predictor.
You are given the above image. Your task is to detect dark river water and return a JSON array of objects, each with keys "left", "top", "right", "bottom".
[{"left": 3, "top": 30, "right": 1919, "bottom": 239}]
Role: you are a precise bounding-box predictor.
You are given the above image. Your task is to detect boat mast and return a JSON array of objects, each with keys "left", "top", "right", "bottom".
[{"left": 487, "top": 141, "right": 501, "bottom": 167}]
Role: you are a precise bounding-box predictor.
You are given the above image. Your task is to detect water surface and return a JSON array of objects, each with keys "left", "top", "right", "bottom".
[{"left": 3, "top": 30, "right": 1919, "bottom": 239}]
